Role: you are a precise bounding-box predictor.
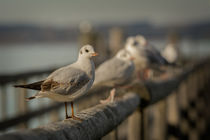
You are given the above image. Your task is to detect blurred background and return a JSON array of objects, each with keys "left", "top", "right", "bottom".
[
  {"left": 0, "top": 0, "right": 210, "bottom": 73},
  {"left": 0, "top": 0, "right": 210, "bottom": 139}
]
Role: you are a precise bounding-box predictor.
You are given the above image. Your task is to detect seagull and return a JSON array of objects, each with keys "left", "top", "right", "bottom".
[
  {"left": 135, "top": 35, "right": 170, "bottom": 66},
  {"left": 125, "top": 35, "right": 170, "bottom": 80},
  {"left": 14, "top": 45, "right": 98, "bottom": 120},
  {"left": 94, "top": 49, "right": 135, "bottom": 103},
  {"left": 161, "top": 43, "right": 178, "bottom": 64}
]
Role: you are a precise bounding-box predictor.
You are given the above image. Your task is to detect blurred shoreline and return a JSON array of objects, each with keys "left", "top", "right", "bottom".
[{"left": 0, "top": 20, "right": 210, "bottom": 45}]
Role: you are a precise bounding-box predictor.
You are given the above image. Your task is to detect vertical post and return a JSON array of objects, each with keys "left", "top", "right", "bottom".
[
  {"left": 102, "top": 128, "right": 118, "bottom": 140},
  {"left": 185, "top": 75, "right": 199, "bottom": 140},
  {"left": 18, "top": 80, "right": 28, "bottom": 129},
  {"left": 177, "top": 80, "right": 190, "bottom": 137},
  {"left": 143, "top": 101, "right": 167, "bottom": 140},
  {"left": 102, "top": 28, "right": 123, "bottom": 140},
  {"left": 141, "top": 108, "right": 145, "bottom": 140},
  {"left": 108, "top": 28, "right": 124, "bottom": 57},
  {"left": 128, "top": 109, "right": 141, "bottom": 140},
  {"left": 143, "top": 107, "right": 150, "bottom": 140},
  {"left": 166, "top": 92, "right": 179, "bottom": 140},
  {"left": 152, "top": 101, "right": 167, "bottom": 140},
  {"left": 78, "top": 22, "right": 108, "bottom": 66},
  {"left": 50, "top": 107, "right": 60, "bottom": 122},
  {"left": 116, "top": 117, "right": 128, "bottom": 139},
  {"left": 0, "top": 85, "right": 7, "bottom": 120}
]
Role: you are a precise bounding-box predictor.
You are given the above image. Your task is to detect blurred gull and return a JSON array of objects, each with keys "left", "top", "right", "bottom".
[
  {"left": 94, "top": 49, "right": 135, "bottom": 103},
  {"left": 14, "top": 45, "right": 98, "bottom": 120},
  {"left": 161, "top": 43, "right": 178, "bottom": 64},
  {"left": 135, "top": 35, "right": 170, "bottom": 65},
  {"left": 125, "top": 35, "right": 170, "bottom": 80}
]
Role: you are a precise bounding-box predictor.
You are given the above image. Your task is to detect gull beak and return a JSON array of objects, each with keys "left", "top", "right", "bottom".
[
  {"left": 130, "top": 57, "right": 135, "bottom": 60},
  {"left": 91, "top": 52, "right": 99, "bottom": 56}
]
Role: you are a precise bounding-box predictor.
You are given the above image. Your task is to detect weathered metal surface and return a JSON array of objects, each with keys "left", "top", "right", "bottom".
[
  {"left": 0, "top": 58, "right": 209, "bottom": 133},
  {"left": 1, "top": 59, "right": 208, "bottom": 130},
  {"left": 0, "top": 93, "right": 140, "bottom": 140}
]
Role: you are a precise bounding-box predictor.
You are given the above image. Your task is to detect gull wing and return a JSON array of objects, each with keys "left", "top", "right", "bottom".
[
  {"left": 14, "top": 80, "right": 44, "bottom": 90},
  {"left": 95, "top": 58, "right": 133, "bottom": 86},
  {"left": 145, "top": 44, "right": 169, "bottom": 65},
  {"left": 41, "top": 66, "right": 90, "bottom": 95}
]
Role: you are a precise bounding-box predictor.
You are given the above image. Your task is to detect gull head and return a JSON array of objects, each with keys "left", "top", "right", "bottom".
[
  {"left": 125, "top": 36, "right": 139, "bottom": 54},
  {"left": 79, "top": 45, "right": 98, "bottom": 59},
  {"left": 135, "top": 35, "right": 147, "bottom": 46},
  {"left": 116, "top": 49, "right": 134, "bottom": 61}
]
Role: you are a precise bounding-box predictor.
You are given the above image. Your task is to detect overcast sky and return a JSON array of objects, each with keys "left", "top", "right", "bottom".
[{"left": 0, "top": 0, "right": 210, "bottom": 27}]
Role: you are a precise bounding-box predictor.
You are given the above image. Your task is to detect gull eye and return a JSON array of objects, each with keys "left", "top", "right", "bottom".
[{"left": 85, "top": 49, "right": 89, "bottom": 53}]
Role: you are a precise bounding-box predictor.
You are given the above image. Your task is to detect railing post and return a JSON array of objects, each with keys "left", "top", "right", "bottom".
[
  {"left": 108, "top": 27, "right": 124, "bottom": 57},
  {"left": 50, "top": 105, "right": 60, "bottom": 122},
  {"left": 177, "top": 80, "right": 189, "bottom": 138},
  {"left": 0, "top": 85, "right": 7, "bottom": 120},
  {"left": 143, "top": 100, "right": 167, "bottom": 140},
  {"left": 141, "top": 108, "right": 145, "bottom": 140},
  {"left": 128, "top": 108, "right": 141, "bottom": 140},
  {"left": 166, "top": 92, "right": 179, "bottom": 140},
  {"left": 102, "top": 128, "right": 118, "bottom": 140},
  {"left": 78, "top": 22, "right": 108, "bottom": 66},
  {"left": 17, "top": 80, "right": 28, "bottom": 129},
  {"left": 186, "top": 74, "right": 199, "bottom": 140}
]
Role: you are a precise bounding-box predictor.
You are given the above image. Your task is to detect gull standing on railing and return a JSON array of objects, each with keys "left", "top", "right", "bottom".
[
  {"left": 135, "top": 35, "right": 170, "bottom": 65},
  {"left": 161, "top": 43, "right": 178, "bottom": 64},
  {"left": 125, "top": 35, "right": 170, "bottom": 80},
  {"left": 94, "top": 49, "right": 135, "bottom": 103},
  {"left": 14, "top": 45, "right": 98, "bottom": 120}
]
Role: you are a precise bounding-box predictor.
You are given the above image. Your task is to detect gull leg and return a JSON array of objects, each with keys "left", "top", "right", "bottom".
[
  {"left": 100, "top": 88, "right": 116, "bottom": 104},
  {"left": 143, "top": 68, "right": 151, "bottom": 80},
  {"left": 70, "top": 102, "right": 82, "bottom": 121},
  {"left": 65, "top": 102, "right": 70, "bottom": 119}
]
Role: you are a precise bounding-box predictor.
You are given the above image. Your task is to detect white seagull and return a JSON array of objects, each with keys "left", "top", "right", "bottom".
[
  {"left": 14, "top": 45, "right": 98, "bottom": 120},
  {"left": 94, "top": 49, "right": 135, "bottom": 103},
  {"left": 161, "top": 43, "right": 178, "bottom": 64},
  {"left": 135, "top": 35, "right": 170, "bottom": 66},
  {"left": 125, "top": 35, "right": 170, "bottom": 80}
]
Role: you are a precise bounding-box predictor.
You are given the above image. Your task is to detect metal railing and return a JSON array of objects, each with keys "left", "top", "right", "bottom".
[{"left": 0, "top": 58, "right": 209, "bottom": 140}]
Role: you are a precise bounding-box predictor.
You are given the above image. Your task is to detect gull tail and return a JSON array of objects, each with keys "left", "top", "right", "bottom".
[
  {"left": 14, "top": 80, "right": 44, "bottom": 91},
  {"left": 25, "top": 96, "right": 37, "bottom": 101}
]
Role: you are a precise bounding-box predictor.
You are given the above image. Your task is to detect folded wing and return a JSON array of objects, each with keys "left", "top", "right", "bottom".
[{"left": 42, "top": 67, "right": 90, "bottom": 95}]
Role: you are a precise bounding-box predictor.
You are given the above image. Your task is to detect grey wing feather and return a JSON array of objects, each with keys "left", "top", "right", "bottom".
[
  {"left": 145, "top": 44, "right": 169, "bottom": 65},
  {"left": 44, "top": 66, "right": 90, "bottom": 95},
  {"left": 95, "top": 58, "right": 134, "bottom": 86}
]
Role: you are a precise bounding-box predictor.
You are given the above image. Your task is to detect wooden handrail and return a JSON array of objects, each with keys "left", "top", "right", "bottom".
[
  {"left": 0, "top": 58, "right": 209, "bottom": 131},
  {"left": 0, "top": 93, "right": 140, "bottom": 140},
  {"left": 0, "top": 58, "right": 209, "bottom": 134}
]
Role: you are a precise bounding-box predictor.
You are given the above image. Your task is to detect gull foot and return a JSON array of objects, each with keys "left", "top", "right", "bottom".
[
  {"left": 100, "top": 88, "right": 116, "bottom": 104},
  {"left": 66, "top": 115, "right": 83, "bottom": 121}
]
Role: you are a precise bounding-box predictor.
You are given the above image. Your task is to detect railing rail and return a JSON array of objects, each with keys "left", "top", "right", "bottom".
[
  {"left": 0, "top": 93, "right": 140, "bottom": 140},
  {"left": 0, "top": 68, "right": 56, "bottom": 85},
  {"left": 0, "top": 58, "right": 209, "bottom": 139},
  {"left": 0, "top": 103, "right": 62, "bottom": 131},
  {"left": 0, "top": 65, "right": 189, "bottom": 130}
]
